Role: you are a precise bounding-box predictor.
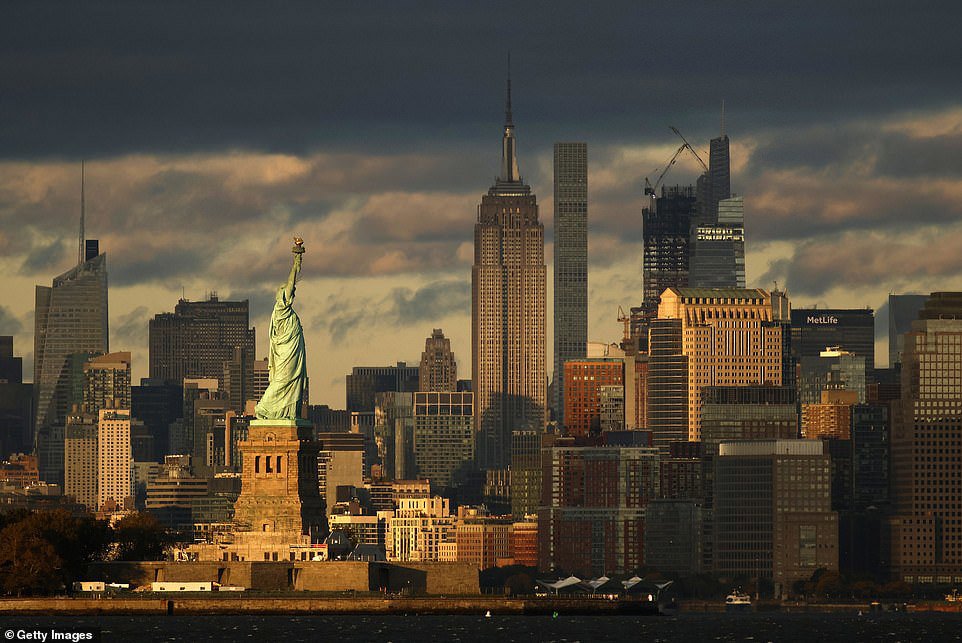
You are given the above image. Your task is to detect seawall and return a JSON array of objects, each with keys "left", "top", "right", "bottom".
[{"left": 0, "top": 597, "right": 658, "bottom": 615}]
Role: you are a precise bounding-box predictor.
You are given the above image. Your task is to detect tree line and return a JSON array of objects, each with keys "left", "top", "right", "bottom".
[{"left": 0, "top": 509, "right": 175, "bottom": 596}]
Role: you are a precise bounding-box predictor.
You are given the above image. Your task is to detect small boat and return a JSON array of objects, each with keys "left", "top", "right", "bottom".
[
  {"left": 725, "top": 590, "right": 752, "bottom": 612},
  {"left": 945, "top": 589, "right": 960, "bottom": 603}
]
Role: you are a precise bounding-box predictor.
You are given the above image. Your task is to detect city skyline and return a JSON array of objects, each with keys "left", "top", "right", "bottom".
[{"left": 3, "top": 3, "right": 962, "bottom": 406}]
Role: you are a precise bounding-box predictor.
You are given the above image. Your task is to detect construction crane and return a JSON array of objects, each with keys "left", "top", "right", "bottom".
[
  {"left": 617, "top": 306, "right": 631, "bottom": 344},
  {"left": 669, "top": 126, "right": 709, "bottom": 174},
  {"left": 644, "top": 126, "right": 710, "bottom": 195}
]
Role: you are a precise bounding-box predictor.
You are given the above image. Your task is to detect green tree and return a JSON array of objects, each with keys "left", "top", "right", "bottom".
[
  {"left": 815, "top": 571, "right": 845, "bottom": 599},
  {"left": 0, "top": 521, "right": 64, "bottom": 595},
  {"left": 112, "top": 512, "right": 173, "bottom": 561},
  {"left": 0, "top": 510, "right": 110, "bottom": 595}
]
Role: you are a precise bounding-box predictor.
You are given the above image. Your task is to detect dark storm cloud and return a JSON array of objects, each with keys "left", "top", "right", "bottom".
[
  {"left": 107, "top": 244, "right": 210, "bottom": 287},
  {"left": 759, "top": 229, "right": 962, "bottom": 297},
  {"left": 0, "top": 306, "right": 24, "bottom": 335},
  {"left": 309, "top": 279, "right": 469, "bottom": 343},
  {"left": 18, "top": 238, "right": 69, "bottom": 275},
  {"left": 875, "top": 132, "right": 962, "bottom": 178},
  {"left": 3, "top": 1, "right": 962, "bottom": 161},
  {"left": 112, "top": 306, "right": 149, "bottom": 348},
  {"left": 385, "top": 279, "right": 470, "bottom": 325}
]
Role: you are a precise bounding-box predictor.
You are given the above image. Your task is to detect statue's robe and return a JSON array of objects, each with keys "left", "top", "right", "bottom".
[{"left": 254, "top": 284, "right": 307, "bottom": 420}]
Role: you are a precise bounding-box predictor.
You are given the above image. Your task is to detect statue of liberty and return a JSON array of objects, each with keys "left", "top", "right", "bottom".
[{"left": 254, "top": 238, "right": 308, "bottom": 420}]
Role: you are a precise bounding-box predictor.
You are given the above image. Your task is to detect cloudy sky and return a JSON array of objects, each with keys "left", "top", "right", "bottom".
[{"left": 2, "top": 1, "right": 961, "bottom": 405}]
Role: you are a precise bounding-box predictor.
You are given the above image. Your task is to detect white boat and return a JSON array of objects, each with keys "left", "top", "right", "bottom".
[{"left": 725, "top": 590, "right": 752, "bottom": 612}]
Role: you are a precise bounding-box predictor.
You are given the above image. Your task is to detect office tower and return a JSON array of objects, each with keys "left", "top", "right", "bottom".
[
  {"left": 851, "top": 404, "right": 889, "bottom": 511},
  {"left": 644, "top": 499, "right": 705, "bottom": 575},
  {"left": 34, "top": 239, "right": 108, "bottom": 438},
  {"left": 224, "top": 346, "right": 255, "bottom": 414},
  {"left": 714, "top": 440, "right": 838, "bottom": 597},
  {"left": 707, "top": 132, "right": 731, "bottom": 220},
  {"left": 646, "top": 318, "right": 688, "bottom": 452},
  {"left": 538, "top": 434, "right": 660, "bottom": 576},
  {"left": 148, "top": 295, "right": 255, "bottom": 388},
  {"left": 346, "top": 363, "right": 419, "bottom": 413},
  {"left": 373, "top": 391, "right": 415, "bottom": 481},
  {"left": 413, "top": 391, "right": 474, "bottom": 493},
  {"left": 701, "top": 386, "right": 799, "bottom": 451},
  {"left": 509, "top": 429, "right": 542, "bottom": 519},
  {"left": 307, "top": 405, "right": 350, "bottom": 433},
  {"left": 699, "top": 385, "right": 799, "bottom": 570},
  {"left": 656, "top": 288, "right": 787, "bottom": 443},
  {"left": 189, "top": 392, "right": 231, "bottom": 480},
  {"left": 790, "top": 308, "right": 875, "bottom": 374},
  {"left": 82, "top": 352, "right": 131, "bottom": 414},
  {"left": 98, "top": 408, "right": 134, "bottom": 511},
  {"left": 689, "top": 196, "right": 745, "bottom": 289},
  {"left": 0, "top": 337, "right": 33, "bottom": 456},
  {"left": 562, "top": 359, "right": 624, "bottom": 436},
  {"left": 64, "top": 412, "right": 98, "bottom": 510},
  {"left": 552, "top": 142, "right": 588, "bottom": 428},
  {"left": 252, "top": 358, "right": 269, "bottom": 404},
  {"left": 315, "top": 432, "right": 365, "bottom": 516},
  {"left": 131, "top": 379, "right": 183, "bottom": 461},
  {"left": 472, "top": 76, "right": 546, "bottom": 471},
  {"left": 798, "top": 348, "right": 866, "bottom": 406},
  {"left": 641, "top": 186, "right": 696, "bottom": 314},
  {"left": 659, "top": 440, "right": 703, "bottom": 500},
  {"left": 888, "top": 294, "right": 928, "bottom": 367},
  {"left": 418, "top": 329, "right": 457, "bottom": 392},
  {"left": 145, "top": 455, "right": 208, "bottom": 529},
  {"left": 891, "top": 292, "right": 962, "bottom": 581}
]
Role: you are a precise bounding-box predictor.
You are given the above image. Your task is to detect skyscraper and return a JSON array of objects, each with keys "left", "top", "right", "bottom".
[
  {"left": 887, "top": 293, "right": 928, "bottom": 367},
  {"left": 707, "top": 132, "right": 731, "bottom": 221},
  {"left": 98, "top": 408, "right": 134, "bottom": 511},
  {"left": 34, "top": 241, "right": 108, "bottom": 438},
  {"left": 641, "top": 186, "right": 695, "bottom": 313},
  {"left": 418, "top": 329, "right": 457, "bottom": 392},
  {"left": 148, "top": 295, "right": 255, "bottom": 388},
  {"left": 790, "top": 308, "right": 875, "bottom": 374},
  {"left": 83, "top": 352, "right": 131, "bottom": 414},
  {"left": 472, "top": 75, "right": 546, "bottom": 470},
  {"left": 689, "top": 196, "right": 745, "bottom": 289},
  {"left": 656, "top": 288, "right": 787, "bottom": 442},
  {"left": 346, "top": 362, "right": 419, "bottom": 413},
  {"left": 0, "top": 337, "right": 33, "bottom": 457},
  {"left": 552, "top": 142, "right": 588, "bottom": 427},
  {"left": 714, "top": 440, "right": 837, "bottom": 597},
  {"left": 891, "top": 293, "right": 962, "bottom": 581}
]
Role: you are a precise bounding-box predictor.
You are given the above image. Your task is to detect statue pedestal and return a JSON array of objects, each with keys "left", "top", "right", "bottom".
[{"left": 231, "top": 418, "right": 323, "bottom": 540}]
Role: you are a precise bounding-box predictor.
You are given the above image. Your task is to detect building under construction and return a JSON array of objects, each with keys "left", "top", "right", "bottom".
[{"left": 642, "top": 185, "right": 697, "bottom": 310}]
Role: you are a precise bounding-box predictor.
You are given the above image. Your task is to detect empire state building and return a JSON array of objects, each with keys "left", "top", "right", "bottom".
[{"left": 472, "top": 76, "right": 546, "bottom": 471}]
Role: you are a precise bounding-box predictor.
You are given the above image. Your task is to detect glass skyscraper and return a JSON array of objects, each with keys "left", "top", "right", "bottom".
[
  {"left": 689, "top": 196, "right": 745, "bottom": 288},
  {"left": 552, "top": 142, "right": 587, "bottom": 428},
  {"left": 34, "top": 242, "right": 108, "bottom": 438}
]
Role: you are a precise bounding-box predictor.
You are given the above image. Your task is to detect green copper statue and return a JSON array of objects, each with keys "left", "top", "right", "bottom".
[{"left": 254, "top": 238, "right": 308, "bottom": 420}]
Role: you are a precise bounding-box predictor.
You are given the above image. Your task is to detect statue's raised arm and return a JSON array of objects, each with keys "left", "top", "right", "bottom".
[{"left": 254, "top": 238, "right": 308, "bottom": 420}]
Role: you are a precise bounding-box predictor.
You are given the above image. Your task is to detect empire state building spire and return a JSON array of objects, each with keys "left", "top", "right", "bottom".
[{"left": 499, "top": 57, "right": 521, "bottom": 184}]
